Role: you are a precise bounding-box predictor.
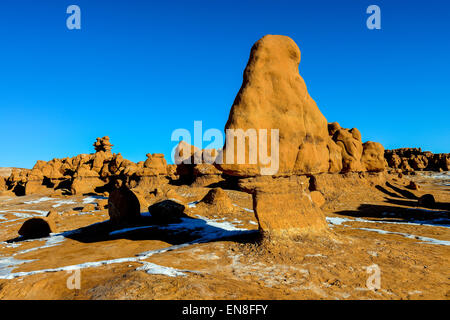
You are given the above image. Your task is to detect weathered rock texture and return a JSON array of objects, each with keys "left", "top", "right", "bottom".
[
  {"left": 174, "top": 141, "right": 224, "bottom": 187},
  {"left": 129, "top": 153, "right": 169, "bottom": 191},
  {"left": 216, "top": 35, "right": 385, "bottom": 178},
  {"left": 361, "top": 142, "right": 385, "bottom": 172},
  {"left": 310, "top": 172, "right": 387, "bottom": 211},
  {"left": 194, "top": 187, "right": 236, "bottom": 217},
  {"left": 385, "top": 148, "right": 449, "bottom": 172},
  {"left": 239, "top": 176, "right": 328, "bottom": 239},
  {"left": 217, "top": 35, "right": 330, "bottom": 177},
  {"left": 212, "top": 35, "right": 387, "bottom": 239},
  {"left": 4, "top": 137, "right": 173, "bottom": 196},
  {"left": 0, "top": 177, "right": 6, "bottom": 192},
  {"left": 93, "top": 136, "right": 113, "bottom": 153},
  {"left": 331, "top": 127, "right": 364, "bottom": 172}
]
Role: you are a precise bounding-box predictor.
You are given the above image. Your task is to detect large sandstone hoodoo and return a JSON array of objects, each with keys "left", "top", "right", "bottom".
[
  {"left": 215, "top": 35, "right": 335, "bottom": 239},
  {"left": 214, "top": 35, "right": 388, "bottom": 240},
  {"left": 217, "top": 35, "right": 330, "bottom": 177}
]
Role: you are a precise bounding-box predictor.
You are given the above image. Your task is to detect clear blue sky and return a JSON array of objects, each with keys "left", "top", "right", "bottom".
[{"left": 0, "top": 0, "right": 449, "bottom": 168}]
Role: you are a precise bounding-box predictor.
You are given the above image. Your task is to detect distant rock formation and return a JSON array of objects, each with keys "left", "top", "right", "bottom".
[
  {"left": 130, "top": 153, "right": 169, "bottom": 190},
  {"left": 174, "top": 141, "right": 224, "bottom": 187},
  {"left": 93, "top": 136, "right": 113, "bottom": 153},
  {"left": 385, "top": 148, "right": 449, "bottom": 172},
  {"left": 0, "top": 176, "right": 6, "bottom": 192},
  {"left": 3, "top": 138, "right": 173, "bottom": 196},
  {"left": 6, "top": 169, "right": 29, "bottom": 196}
]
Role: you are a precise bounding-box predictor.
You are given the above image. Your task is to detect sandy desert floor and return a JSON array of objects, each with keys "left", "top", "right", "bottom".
[{"left": 0, "top": 171, "right": 448, "bottom": 300}]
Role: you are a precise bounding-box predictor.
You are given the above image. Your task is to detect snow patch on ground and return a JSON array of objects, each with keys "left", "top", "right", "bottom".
[
  {"left": 82, "top": 197, "right": 100, "bottom": 204},
  {"left": 357, "top": 227, "right": 450, "bottom": 246},
  {"left": 23, "top": 197, "right": 52, "bottom": 204},
  {"left": 0, "top": 234, "right": 68, "bottom": 278},
  {"left": 136, "top": 261, "right": 189, "bottom": 277},
  {"left": 15, "top": 209, "right": 48, "bottom": 215},
  {"left": 11, "top": 235, "right": 66, "bottom": 256},
  {"left": 0, "top": 218, "right": 27, "bottom": 225},
  {"left": 326, "top": 217, "right": 352, "bottom": 226},
  {"left": 0, "top": 209, "right": 48, "bottom": 221},
  {"left": 10, "top": 212, "right": 34, "bottom": 219},
  {"left": 327, "top": 215, "right": 450, "bottom": 229},
  {"left": 418, "top": 171, "right": 450, "bottom": 186},
  {"left": 232, "top": 204, "right": 254, "bottom": 213},
  {"left": 0, "top": 257, "right": 36, "bottom": 277},
  {"left": 197, "top": 216, "right": 244, "bottom": 232},
  {"left": 52, "top": 200, "right": 76, "bottom": 208},
  {"left": 326, "top": 215, "right": 450, "bottom": 246},
  {"left": 0, "top": 214, "right": 255, "bottom": 279},
  {"left": 187, "top": 201, "right": 199, "bottom": 208}
]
